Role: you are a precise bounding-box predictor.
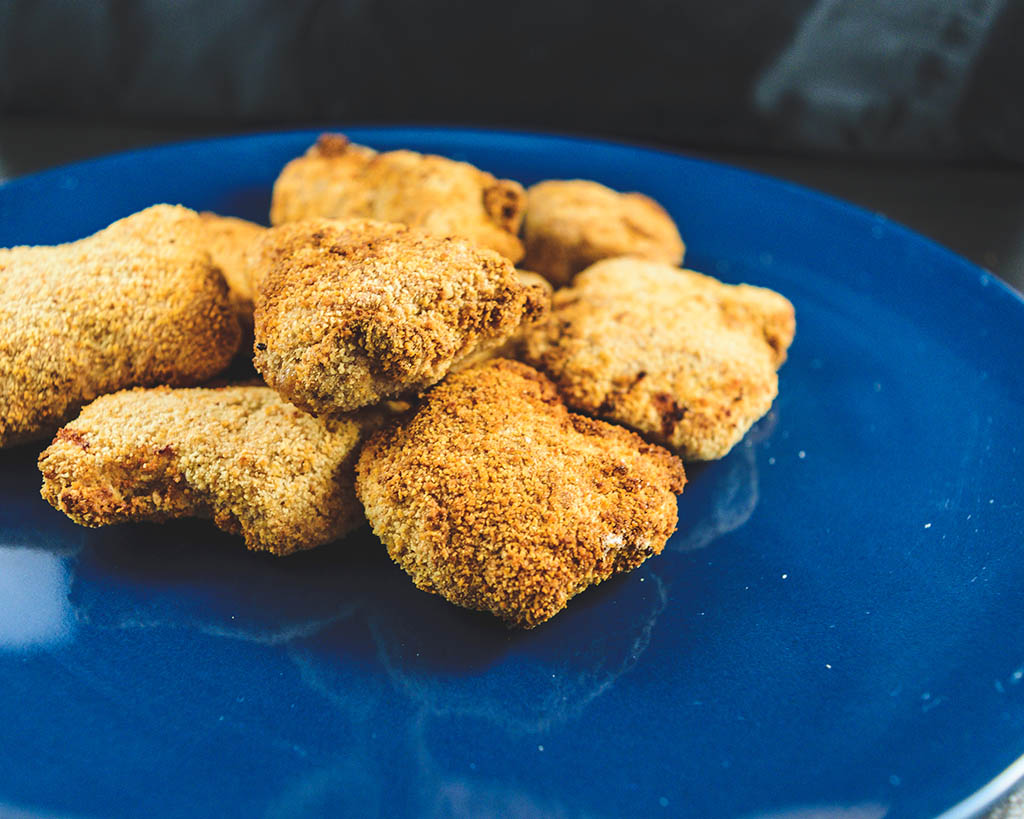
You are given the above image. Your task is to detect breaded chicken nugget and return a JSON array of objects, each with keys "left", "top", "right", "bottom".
[
  {"left": 522, "top": 259, "right": 795, "bottom": 461},
  {"left": 253, "top": 219, "right": 546, "bottom": 414},
  {"left": 198, "top": 212, "right": 266, "bottom": 328},
  {"left": 0, "top": 205, "right": 241, "bottom": 448},
  {"left": 449, "top": 270, "right": 553, "bottom": 372},
  {"left": 522, "top": 179, "right": 685, "bottom": 286},
  {"left": 356, "top": 359, "right": 686, "bottom": 628},
  {"left": 270, "top": 133, "right": 526, "bottom": 262},
  {"left": 39, "top": 385, "right": 379, "bottom": 555},
  {"left": 514, "top": 270, "right": 554, "bottom": 292}
]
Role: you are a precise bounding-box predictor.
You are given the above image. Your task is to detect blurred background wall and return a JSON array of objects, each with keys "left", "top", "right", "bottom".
[{"left": 1, "top": 0, "right": 1021, "bottom": 163}]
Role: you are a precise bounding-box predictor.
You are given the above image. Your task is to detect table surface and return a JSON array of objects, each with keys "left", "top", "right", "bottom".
[{"left": 1, "top": 119, "right": 1022, "bottom": 819}]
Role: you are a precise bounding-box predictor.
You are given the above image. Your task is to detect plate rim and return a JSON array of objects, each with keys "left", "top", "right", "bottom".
[{"left": 937, "top": 752, "right": 1024, "bottom": 819}]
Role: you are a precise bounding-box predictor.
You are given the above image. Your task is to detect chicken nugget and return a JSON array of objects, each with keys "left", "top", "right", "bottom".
[
  {"left": 356, "top": 359, "right": 686, "bottom": 628},
  {"left": 270, "top": 133, "right": 526, "bottom": 262},
  {"left": 449, "top": 270, "right": 553, "bottom": 372},
  {"left": 522, "top": 179, "right": 686, "bottom": 286},
  {"left": 522, "top": 258, "right": 795, "bottom": 461},
  {"left": 198, "top": 212, "right": 266, "bottom": 329},
  {"left": 0, "top": 205, "right": 241, "bottom": 448},
  {"left": 253, "top": 219, "right": 546, "bottom": 414},
  {"left": 514, "top": 270, "right": 554, "bottom": 292},
  {"left": 39, "top": 385, "right": 379, "bottom": 555}
]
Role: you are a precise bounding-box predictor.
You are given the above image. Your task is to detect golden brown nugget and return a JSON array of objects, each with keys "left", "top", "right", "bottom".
[
  {"left": 449, "top": 270, "right": 554, "bottom": 372},
  {"left": 198, "top": 212, "right": 266, "bottom": 327},
  {"left": 522, "top": 259, "right": 795, "bottom": 461},
  {"left": 253, "top": 219, "right": 546, "bottom": 414},
  {"left": 356, "top": 359, "right": 686, "bottom": 628},
  {"left": 270, "top": 133, "right": 526, "bottom": 262},
  {"left": 514, "top": 270, "right": 553, "bottom": 292},
  {"left": 522, "top": 179, "right": 686, "bottom": 286},
  {"left": 0, "top": 205, "right": 241, "bottom": 448},
  {"left": 39, "top": 385, "right": 378, "bottom": 555}
]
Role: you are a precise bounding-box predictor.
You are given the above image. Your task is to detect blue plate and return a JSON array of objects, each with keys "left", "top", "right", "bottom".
[{"left": 1, "top": 129, "right": 1023, "bottom": 819}]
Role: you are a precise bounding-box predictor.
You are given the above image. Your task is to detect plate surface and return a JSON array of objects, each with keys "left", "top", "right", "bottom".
[{"left": 1, "top": 129, "right": 1023, "bottom": 819}]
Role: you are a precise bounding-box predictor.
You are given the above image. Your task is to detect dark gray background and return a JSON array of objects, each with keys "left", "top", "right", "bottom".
[{"left": 2, "top": 0, "right": 1022, "bottom": 162}]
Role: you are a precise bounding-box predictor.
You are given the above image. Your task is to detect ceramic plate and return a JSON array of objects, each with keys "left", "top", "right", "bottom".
[{"left": 1, "top": 129, "right": 1022, "bottom": 819}]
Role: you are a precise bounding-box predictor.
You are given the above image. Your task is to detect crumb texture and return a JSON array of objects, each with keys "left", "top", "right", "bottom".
[
  {"left": 38, "top": 385, "right": 377, "bottom": 555},
  {"left": 522, "top": 179, "right": 685, "bottom": 286},
  {"left": 198, "top": 211, "right": 266, "bottom": 328},
  {"left": 356, "top": 359, "right": 686, "bottom": 628},
  {"left": 449, "top": 269, "right": 553, "bottom": 372},
  {"left": 0, "top": 204, "right": 241, "bottom": 447},
  {"left": 270, "top": 133, "right": 526, "bottom": 262},
  {"left": 253, "top": 218, "right": 546, "bottom": 413},
  {"left": 522, "top": 258, "right": 795, "bottom": 460}
]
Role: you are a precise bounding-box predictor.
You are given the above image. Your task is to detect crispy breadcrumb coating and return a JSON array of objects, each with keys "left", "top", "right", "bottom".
[
  {"left": 356, "top": 359, "right": 686, "bottom": 628},
  {"left": 0, "top": 205, "right": 241, "bottom": 448},
  {"left": 514, "top": 270, "right": 554, "bottom": 292},
  {"left": 270, "top": 133, "right": 526, "bottom": 262},
  {"left": 522, "top": 179, "right": 686, "bottom": 286},
  {"left": 522, "top": 258, "right": 795, "bottom": 461},
  {"left": 198, "top": 212, "right": 266, "bottom": 328},
  {"left": 449, "top": 270, "right": 553, "bottom": 372},
  {"left": 253, "top": 219, "right": 546, "bottom": 414},
  {"left": 38, "top": 385, "right": 379, "bottom": 555}
]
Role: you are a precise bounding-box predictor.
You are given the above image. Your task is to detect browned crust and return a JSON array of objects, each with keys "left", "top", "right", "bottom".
[
  {"left": 0, "top": 205, "right": 241, "bottom": 448},
  {"left": 252, "top": 218, "right": 546, "bottom": 413},
  {"left": 521, "top": 258, "right": 795, "bottom": 460},
  {"left": 522, "top": 179, "right": 685, "bottom": 286},
  {"left": 38, "top": 385, "right": 380, "bottom": 555},
  {"left": 449, "top": 270, "right": 554, "bottom": 372},
  {"left": 269, "top": 133, "right": 526, "bottom": 262},
  {"left": 314, "top": 133, "right": 352, "bottom": 157},
  {"left": 197, "top": 211, "right": 266, "bottom": 330},
  {"left": 355, "top": 359, "right": 686, "bottom": 628}
]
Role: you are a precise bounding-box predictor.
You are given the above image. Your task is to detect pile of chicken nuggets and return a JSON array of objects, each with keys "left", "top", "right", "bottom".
[{"left": 4, "top": 133, "right": 795, "bottom": 628}]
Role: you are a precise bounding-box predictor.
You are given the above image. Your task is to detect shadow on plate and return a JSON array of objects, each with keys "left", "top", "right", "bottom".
[
  {"left": 4, "top": 411, "right": 773, "bottom": 733},
  {"left": 65, "top": 511, "right": 675, "bottom": 733},
  {"left": 668, "top": 408, "right": 775, "bottom": 553},
  {"left": 0, "top": 445, "right": 89, "bottom": 553}
]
